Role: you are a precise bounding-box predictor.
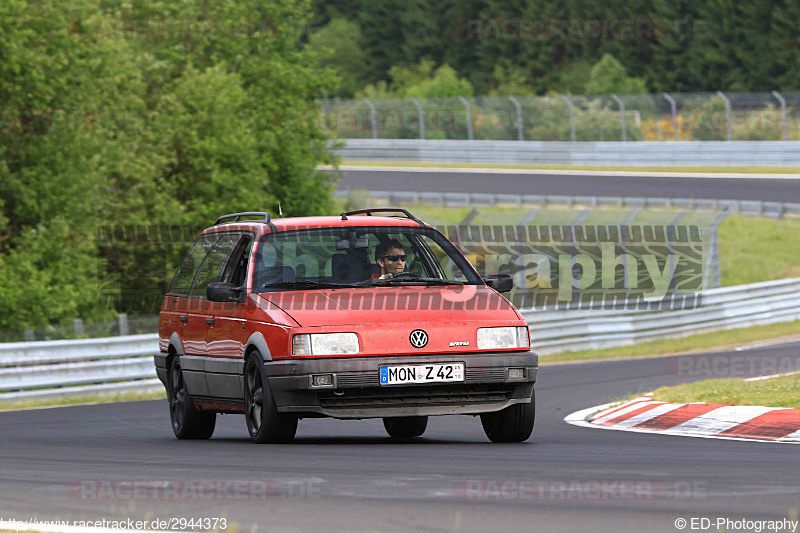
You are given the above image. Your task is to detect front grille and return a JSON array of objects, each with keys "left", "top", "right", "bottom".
[
  {"left": 318, "top": 383, "right": 514, "bottom": 409},
  {"left": 465, "top": 368, "right": 506, "bottom": 382},
  {"left": 335, "top": 371, "right": 377, "bottom": 387}
]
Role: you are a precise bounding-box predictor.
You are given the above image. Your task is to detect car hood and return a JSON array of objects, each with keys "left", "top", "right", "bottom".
[{"left": 257, "top": 285, "right": 521, "bottom": 327}]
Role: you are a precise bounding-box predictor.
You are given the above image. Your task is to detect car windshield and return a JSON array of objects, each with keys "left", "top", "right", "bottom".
[{"left": 252, "top": 225, "right": 482, "bottom": 292}]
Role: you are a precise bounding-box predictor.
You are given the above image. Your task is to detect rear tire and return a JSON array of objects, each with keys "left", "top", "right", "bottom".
[
  {"left": 480, "top": 390, "right": 535, "bottom": 443},
  {"left": 244, "top": 351, "right": 297, "bottom": 443},
  {"left": 383, "top": 416, "right": 428, "bottom": 438},
  {"left": 167, "top": 356, "right": 216, "bottom": 440}
]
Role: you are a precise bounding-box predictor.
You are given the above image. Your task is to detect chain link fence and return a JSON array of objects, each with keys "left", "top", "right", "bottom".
[{"left": 321, "top": 92, "right": 800, "bottom": 142}]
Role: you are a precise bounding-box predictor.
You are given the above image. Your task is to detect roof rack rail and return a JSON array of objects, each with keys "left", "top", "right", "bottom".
[
  {"left": 214, "top": 212, "right": 271, "bottom": 225},
  {"left": 340, "top": 208, "right": 425, "bottom": 226}
]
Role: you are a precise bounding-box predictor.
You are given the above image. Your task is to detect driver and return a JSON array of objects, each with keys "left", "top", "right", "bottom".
[{"left": 375, "top": 239, "right": 406, "bottom": 279}]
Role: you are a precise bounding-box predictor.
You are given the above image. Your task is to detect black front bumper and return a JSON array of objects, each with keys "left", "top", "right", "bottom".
[{"left": 264, "top": 351, "right": 538, "bottom": 419}]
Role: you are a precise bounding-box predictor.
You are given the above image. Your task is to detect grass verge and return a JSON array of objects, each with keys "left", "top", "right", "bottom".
[
  {"left": 651, "top": 374, "right": 800, "bottom": 408},
  {"left": 340, "top": 161, "right": 800, "bottom": 174},
  {"left": 0, "top": 389, "right": 165, "bottom": 412},
  {"left": 719, "top": 215, "right": 800, "bottom": 285},
  {"left": 540, "top": 320, "right": 800, "bottom": 364}
]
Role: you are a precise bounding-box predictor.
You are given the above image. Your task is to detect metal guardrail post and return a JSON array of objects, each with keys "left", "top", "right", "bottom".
[
  {"left": 771, "top": 91, "right": 788, "bottom": 141},
  {"left": 716, "top": 91, "right": 733, "bottom": 141},
  {"left": 458, "top": 96, "right": 473, "bottom": 141},
  {"left": 610, "top": 94, "right": 626, "bottom": 142},
  {"left": 363, "top": 98, "right": 378, "bottom": 139},
  {"left": 410, "top": 98, "right": 425, "bottom": 140},
  {"left": 508, "top": 96, "right": 524, "bottom": 141},
  {"left": 663, "top": 93, "right": 679, "bottom": 141},
  {"left": 74, "top": 319, "right": 84, "bottom": 337},
  {"left": 559, "top": 95, "right": 576, "bottom": 142},
  {"left": 703, "top": 209, "right": 730, "bottom": 289},
  {"left": 118, "top": 313, "right": 129, "bottom": 336}
]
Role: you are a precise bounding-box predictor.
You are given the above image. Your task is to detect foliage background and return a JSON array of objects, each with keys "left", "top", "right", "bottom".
[{"left": 0, "top": 0, "right": 338, "bottom": 333}]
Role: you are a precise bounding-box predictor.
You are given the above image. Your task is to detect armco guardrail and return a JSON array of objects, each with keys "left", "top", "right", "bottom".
[
  {"left": 0, "top": 278, "right": 798, "bottom": 401},
  {"left": 334, "top": 139, "right": 800, "bottom": 167},
  {"left": 0, "top": 334, "right": 161, "bottom": 401},
  {"left": 523, "top": 277, "right": 800, "bottom": 354},
  {"left": 336, "top": 189, "right": 800, "bottom": 219}
]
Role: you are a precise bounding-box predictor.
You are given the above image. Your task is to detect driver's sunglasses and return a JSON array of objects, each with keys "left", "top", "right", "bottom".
[{"left": 382, "top": 254, "right": 406, "bottom": 262}]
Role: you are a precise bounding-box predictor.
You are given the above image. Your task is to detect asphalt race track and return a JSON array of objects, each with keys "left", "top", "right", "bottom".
[
  {"left": 332, "top": 167, "right": 800, "bottom": 202},
  {"left": 2, "top": 341, "right": 799, "bottom": 533}
]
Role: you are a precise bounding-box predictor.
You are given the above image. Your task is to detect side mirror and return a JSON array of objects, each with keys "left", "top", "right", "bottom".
[
  {"left": 207, "top": 282, "right": 241, "bottom": 302},
  {"left": 483, "top": 274, "right": 513, "bottom": 293}
]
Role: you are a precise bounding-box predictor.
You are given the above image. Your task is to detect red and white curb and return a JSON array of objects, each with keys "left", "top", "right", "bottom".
[{"left": 565, "top": 394, "right": 800, "bottom": 444}]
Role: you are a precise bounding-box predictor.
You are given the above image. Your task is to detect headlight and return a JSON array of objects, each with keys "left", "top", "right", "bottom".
[
  {"left": 292, "top": 333, "right": 359, "bottom": 355},
  {"left": 477, "top": 326, "right": 529, "bottom": 350}
]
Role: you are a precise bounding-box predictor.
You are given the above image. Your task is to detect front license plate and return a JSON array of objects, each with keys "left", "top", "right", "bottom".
[{"left": 380, "top": 363, "right": 465, "bottom": 385}]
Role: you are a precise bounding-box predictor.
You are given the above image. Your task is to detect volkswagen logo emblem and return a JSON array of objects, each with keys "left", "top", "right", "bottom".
[{"left": 409, "top": 329, "right": 428, "bottom": 348}]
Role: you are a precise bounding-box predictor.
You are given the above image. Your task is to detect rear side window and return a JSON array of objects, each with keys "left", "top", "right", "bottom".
[
  {"left": 168, "top": 234, "right": 218, "bottom": 295},
  {"left": 191, "top": 233, "right": 241, "bottom": 298}
]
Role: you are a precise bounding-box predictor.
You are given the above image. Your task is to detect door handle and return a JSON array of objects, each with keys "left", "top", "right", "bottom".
[
  {"left": 206, "top": 318, "right": 215, "bottom": 325},
  {"left": 179, "top": 316, "right": 188, "bottom": 323}
]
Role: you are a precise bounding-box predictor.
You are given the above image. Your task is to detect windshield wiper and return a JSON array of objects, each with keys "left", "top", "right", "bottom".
[
  {"left": 368, "top": 274, "right": 464, "bottom": 286},
  {"left": 261, "top": 280, "right": 362, "bottom": 289}
]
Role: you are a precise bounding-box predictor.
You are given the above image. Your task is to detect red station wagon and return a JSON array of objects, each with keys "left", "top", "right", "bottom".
[{"left": 154, "top": 209, "right": 538, "bottom": 443}]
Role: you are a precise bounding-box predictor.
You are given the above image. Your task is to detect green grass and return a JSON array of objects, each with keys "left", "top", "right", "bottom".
[
  {"left": 652, "top": 374, "right": 800, "bottom": 409},
  {"left": 540, "top": 320, "right": 800, "bottom": 364},
  {"left": 0, "top": 389, "right": 165, "bottom": 411},
  {"left": 340, "top": 161, "right": 800, "bottom": 174},
  {"left": 718, "top": 215, "right": 800, "bottom": 285}
]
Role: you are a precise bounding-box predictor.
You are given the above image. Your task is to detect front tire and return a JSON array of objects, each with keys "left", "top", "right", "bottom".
[
  {"left": 167, "top": 356, "right": 216, "bottom": 439},
  {"left": 383, "top": 416, "right": 428, "bottom": 438},
  {"left": 480, "top": 390, "right": 535, "bottom": 443},
  {"left": 244, "top": 351, "right": 297, "bottom": 443}
]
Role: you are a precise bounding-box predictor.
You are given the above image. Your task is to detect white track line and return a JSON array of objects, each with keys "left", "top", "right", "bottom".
[
  {"left": 745, "top": 371, "right": 800, "bottom": 382},
  {"left": 735, "top": 338, "right": 800, "bottom": 351}
]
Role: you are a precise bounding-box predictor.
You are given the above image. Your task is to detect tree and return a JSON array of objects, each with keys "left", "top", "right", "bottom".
[
  {"left": 307, "top": 18, "right": 368, "bottom": 97},
  {"left": 584, "top": 54, "right": 648, "bottom": 95}
]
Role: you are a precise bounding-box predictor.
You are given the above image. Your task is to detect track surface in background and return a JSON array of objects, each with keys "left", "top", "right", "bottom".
[
  {"left": 2, "top": 341, "right": 799, "bottom": 533},
  {"left": 333, "top": 168, "right": 800, "bottom": 202}
]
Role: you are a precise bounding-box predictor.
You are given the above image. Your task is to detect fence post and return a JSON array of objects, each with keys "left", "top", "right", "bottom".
[
  {"left": 559, "top": 95, "right": 576, "bottom": 142},
  {"left": 74, "top": 318, "right": 84, "bottom": 337},
  {"left": 771, "top": 91, "right": 788, "bottom": 141},
  {"left": 610, "top": 94, "right": 626, "bottom": 142},
  {"left": 319, "top": 101, "right": 328, "bottom": 133},
  {"left": 508, "top": 96, "right": 524, "bottom": 141},
  {"left": 363, "top": 98, "right": 378, "bottom": 139},
  {"left": 24, "top": 328, "right": 34, "bottom": 342},
  {"left": 118, "top": 313, "right": 129, "bottom": 336},
  {"left": 716, "top": 91, "right": 733, "bottom": 141},
  {"left": 458, "top": 96, "right": 473, "bottom": 141},
  {"left": 663, "top": 93, "right": 679, "bottom": 141},
  {"left": 410, "top": 98, "right": 425, "bottom": 140}
]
